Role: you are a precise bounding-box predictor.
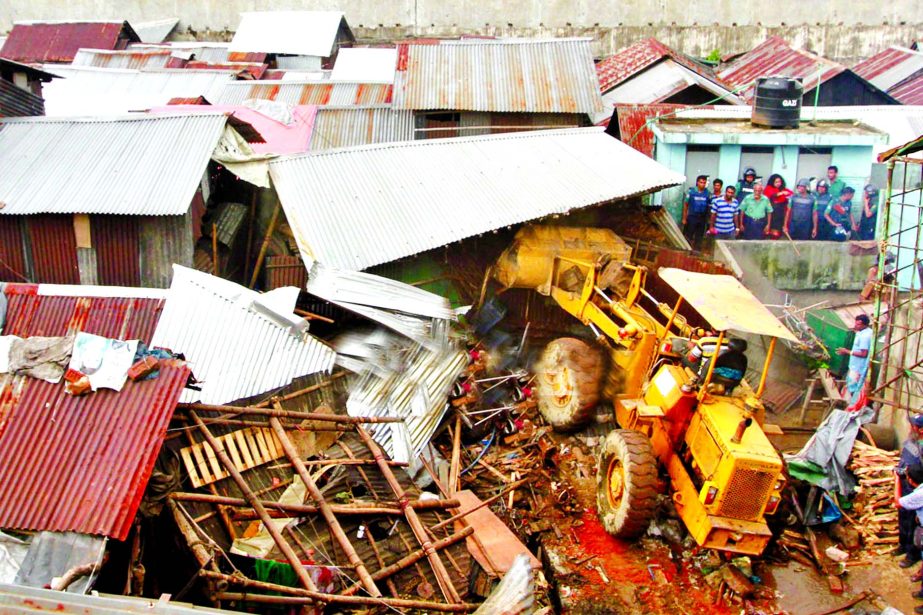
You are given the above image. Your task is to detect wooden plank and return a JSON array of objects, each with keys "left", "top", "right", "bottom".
[
  {"left": 180, "top": 446, "right": 203, "bottom": 488},
  {"left": 235, "top": 429, "right": 255, "bottom": 467},
  {"left": 253, "top": 428, "right": 272, "bottom": 463},
  {"left": 226, "top": 433, "right": 244, "bottom": 470},
  {"left": 189, "top": 442, "right": 214, "bottom": 485},
  {"left": 454, "top": 490, "right": 540, "bottom": 575},
  {"left": 202, "top": 441, "right": 226, "bottom": 482}
]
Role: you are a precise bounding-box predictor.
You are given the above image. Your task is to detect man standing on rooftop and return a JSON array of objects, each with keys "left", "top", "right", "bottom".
[{"left": 826, "top": 165, "right": 846, "bottom": 201}]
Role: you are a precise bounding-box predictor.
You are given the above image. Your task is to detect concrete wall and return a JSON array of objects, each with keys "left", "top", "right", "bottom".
[
  {"left": 719, "top": 240, "right": 873, "bottom": 291},
  {"left": 2, "top": 1, "right": 921, "bottom": 63}
]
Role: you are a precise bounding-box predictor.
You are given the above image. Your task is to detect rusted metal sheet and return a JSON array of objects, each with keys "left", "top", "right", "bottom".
[
  {"left": 717, "top": 36, "right": 845, "bottom": 101},
  {"left": 891, "top": 74, "right": 923, "bottom": 105},
  {"left": 0, "top": 79, "right": 44, "bottom": 118},
  {"left": 596, "top": 38, "right": 715, "bottom": 93},
  {"left": 615, "top": 103, "right": 697, "bottom": 157},
  {"left": 2, "top": 287, "right": 164, "bottom": 342},
  {"left": 0, "top": 361, "right": 190, "bottom": 540},
  {"left": 215, "top": 80, "right": 393, "bottom": 106},
  {"left": 852, "top": 46, "right": 923, "bottom": 92},
  {"left": 265, "top": 255, "right": 308, "bottom": 290},
  {"left": 138, "top": 213, "right": 195, "bottom": 289},
  {"left": 392, "top": 39, "right": 603, "bottom": 114},
  {"left": 0, "top": 21, "right": 137, "bottom": 64},
  {"left": 0, "top": 217, "right": 27, "bottom": 282},
  {"left": 27, "top": 215, "right": 78, "bottom": 284},
  {"left": 184, "top": 61, "right": 267, "bottom": 80},
  {"left": 92, "top": 215, "right": 141, "bottom": 287},
  {"left": 71, "top": 48, "right": 173, "bottom": 70},
  {"left": 310, "top": 106, "right": 414, "bottom": 150}
]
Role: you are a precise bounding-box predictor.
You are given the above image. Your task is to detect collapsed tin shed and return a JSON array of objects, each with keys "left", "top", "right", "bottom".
[{"left": 0, "top": 112, "right": 262, "bottom": 288}]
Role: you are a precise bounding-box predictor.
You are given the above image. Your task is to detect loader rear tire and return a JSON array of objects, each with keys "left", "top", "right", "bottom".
[
  {"left": 535, "top": 337, "right": 603, "bottom": 431},
  {"left": 596, "top": 429, "right": 659, "bottom": 539}
]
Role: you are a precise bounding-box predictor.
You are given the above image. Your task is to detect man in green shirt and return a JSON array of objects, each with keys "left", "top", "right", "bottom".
[
  {"left": 739, "top": 181, "right": 773, "bottom": 240},
  {"left": 825, "top": 165, "right": 846, "bottom": 201}
]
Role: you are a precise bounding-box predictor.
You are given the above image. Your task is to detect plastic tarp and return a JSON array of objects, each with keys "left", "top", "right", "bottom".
[
  {"left": 658, "top": 267, "right": 799, "bottom": 342},
  {"left": 788, "top": 407, "right": 875, "bottom": 495},
  {"left": 68, "top": 332, "right": 138, "bottom": 392}
]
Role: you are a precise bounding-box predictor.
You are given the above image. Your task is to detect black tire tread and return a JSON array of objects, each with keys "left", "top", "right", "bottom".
[{"left": 596, "top": 429, "right": 660, "bottom": 538}]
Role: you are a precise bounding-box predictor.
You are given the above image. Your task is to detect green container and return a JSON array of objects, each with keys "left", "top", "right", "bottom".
[{"left": 806, "top": 309, "right": 855, "bottom": 376}]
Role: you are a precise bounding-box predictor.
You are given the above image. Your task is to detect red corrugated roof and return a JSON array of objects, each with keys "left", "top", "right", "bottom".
[
  {"left": 2, "top": 286, "right": 164, "bottom": 342},
  {"left": 0, "top": 21, "right": 138, "bottom": 64},
  {"left": 717, "top": 36, "right": 845, "bottom": 101},
  {"left": 614, "top": 103, "right": 699, "bottom": 156},
  {"left": 853, "top": 46, "right": 919, "bottom": 83},
  {"left": 0, "top": 361, "right": 190, "bottom": 540},
  {"left": 596, "top": 38, "right": 720, "bottom": 94},
  {"left": 890, "top": 72, "right": 923, "bottom": 105}
]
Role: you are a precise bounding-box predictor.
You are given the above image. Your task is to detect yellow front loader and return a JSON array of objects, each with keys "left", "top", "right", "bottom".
[{"left": 488, "top": 226, "right": 798, "bottom": 555}]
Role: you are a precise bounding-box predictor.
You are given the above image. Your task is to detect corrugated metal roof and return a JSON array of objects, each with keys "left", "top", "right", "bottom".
[
  {"left": 0, "top": 113, "right": 231, "bottom": 216},
  {"left": 0, "top": 583, "right": 233, "bottom": 614},
  {"left": 131, "top": 18, "right": 179, "bottom": 44},
  {"left": 852, "top": 46, "right": 923, "bottom": 91},
  {"left": 214, "top": 80, "right": 393, "bottom": 106},
  {"left": 392, "top": 38, "right": 604, "bottom": 114},
  {"left": 0, "top": 79, "right": 44, "bottom": 118},
  {"left": 270, "top": 127, "right": 685, "bottom": 271},
  {"left": 71, "top": 48, "right": 173, "bottom": 69},
  {"left": 596, "top": 59, "right": 742, "bottom": 122},
  {"left": 330, "top": 47, "right": 397, "bottom": 83},
  {"left": 0, "top": 21, "right": 138, "bottom": 64},
  {"left": 614, "top": 103, "right": 699, "bottom": 156},
  {"left": 149, "top": 266, "right": 336, "bottom": 404},
  {"left": 890, "top": 73, "right": 923, "bottom": 105},
  {"left": 39, "top": 66, "right": 237, "bottom": 115},
  {"left": 2, "top": 283, "right": 166, "bottom": 341},
  {"left": 717, "top": 36, "right": 846, "bottom": 101},
  {"left": 596, "top": 37, "right": 721, "bottom": 94},
  {"left": 0, "top": 361, "right": 190, "bottom": 540},
  {"left": 127, "top": 42, "right": 266, "bottom": 65},
  {"left": 309, "top": 105, "right": 414, "bottom": 150},
  {"left": 229, "top": 11, "right": 350, "bottom": 57}
]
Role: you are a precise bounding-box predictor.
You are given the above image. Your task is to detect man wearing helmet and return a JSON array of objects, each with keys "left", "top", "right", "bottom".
[
  {"left": 736, "top": 167, "right": 758, "bottom": 200},
  {"left": 857, "top": 183, "right": 880, "bottom": 240},
  {"left": 786, "top": 178, "right": 815, "bottom": 240},
  {"left": 813, "top": 179, "right": 833, "bottom": 240}
]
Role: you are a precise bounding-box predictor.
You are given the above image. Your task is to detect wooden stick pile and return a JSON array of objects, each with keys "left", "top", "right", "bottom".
[{"left": 847, "top": 440, "right": 900, "bottom": 554}]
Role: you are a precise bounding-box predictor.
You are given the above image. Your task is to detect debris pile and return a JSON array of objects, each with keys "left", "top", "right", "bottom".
[{"left": 848, "top": 440, "right": 900, "bottom": 554}]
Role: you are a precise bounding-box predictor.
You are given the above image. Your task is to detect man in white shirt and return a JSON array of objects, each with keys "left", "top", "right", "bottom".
[{"left": 836, "top": 314, "right": 873, "bottom": 409}]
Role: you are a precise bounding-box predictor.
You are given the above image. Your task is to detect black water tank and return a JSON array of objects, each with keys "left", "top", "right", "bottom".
[{"left": 751, "top": 77, "right": 803, "bottom": 128}]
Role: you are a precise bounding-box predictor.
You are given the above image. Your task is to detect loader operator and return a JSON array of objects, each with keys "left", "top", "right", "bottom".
[{"left": 686, "top": 337, "right": 749, "bottom": 391}]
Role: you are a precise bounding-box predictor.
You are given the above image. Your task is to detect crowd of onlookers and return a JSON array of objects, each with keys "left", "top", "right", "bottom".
[{"left": 682, "top": 165, "right": 880, "bottom": 250}]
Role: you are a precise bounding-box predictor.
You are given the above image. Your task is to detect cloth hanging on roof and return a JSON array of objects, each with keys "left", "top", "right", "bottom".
[
  {"left": 68, "top": 332, "right": 138, "bottom": 392},
  {"left": 7, "top": 334, "right": 75, "bottom": 383},
  {"left": 211, "top": 124, "right": 277, "bottom": 188}
]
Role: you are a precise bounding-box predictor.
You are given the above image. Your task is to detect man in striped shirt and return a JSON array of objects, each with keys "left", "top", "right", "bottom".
[{"left": 710, "top": 185, "right": 740, "bottom": 239}]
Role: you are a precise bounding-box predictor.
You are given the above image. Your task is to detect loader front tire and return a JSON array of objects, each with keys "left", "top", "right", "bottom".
[
  {"left": 596, "top": 429, "right": 659, "bottom": 539},
  {"left": 535, "top": 337, "right": 603, "bottom": 431}
]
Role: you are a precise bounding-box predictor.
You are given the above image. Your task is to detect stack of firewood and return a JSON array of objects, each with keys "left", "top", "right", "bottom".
[{"left": 848, "top": 440, "right": 901, "bottom": 554}]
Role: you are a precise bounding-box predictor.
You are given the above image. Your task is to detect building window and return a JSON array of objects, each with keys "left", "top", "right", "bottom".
[{"left": 797, "top": 147, "right": 833, "bottom": 184}]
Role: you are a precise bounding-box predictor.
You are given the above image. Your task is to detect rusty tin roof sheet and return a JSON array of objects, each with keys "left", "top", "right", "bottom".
[
  {"left": 215, "top": 80, "right": 394, "bottom": 106},
  {"left": 614, "top": 103, "right": 701, "bottom": 156},
  {"left": 717, "top": 36, "right": 846, "bottom": 101},
  {"left": 890, "top": 73, "right": 923, "bottom": 105},
  {"left": 0, "top": 21, "right": 139, "bottom": 64},
  {"left": 71, "top": 48, "right": 173, "bottom": 70},
  {"left": 0, "top": 361, "right": 190, "bottom": 540},
  {"left": 392, "top": 38, "right": 604, "bottom": 114},
  {"left": 596, "top": 38, "right": 720, "bottom": 94},
  {"left": 270, "top": 127, "right": 685, "bottom": 271},
  {"left": 852, "top": 46, "right": 923, "bottom": 92},
  {"left": 309, "top": 105, "right": 414, "bottom": 150}
]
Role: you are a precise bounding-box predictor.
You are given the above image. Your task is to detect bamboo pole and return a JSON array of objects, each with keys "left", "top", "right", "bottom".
[
  {"left": 213, "top": 591, "right": 476, "bottom": 612},
  {"left": 253, "top": 372, "right": 348, "bottom": 407},
  {"left": 431, "top": 477, "right": 531, "bottom": 531},
  {"left": 189, "top": 411, "right": 319, "bottom": 593},
  {"left": 341, "top": 527, "right": 474, "bottom": 597},
  {"left": 269, "top": 417, "right": 381, "bottom": 597},
  {"left": 449, "top": 415, "right": 462, "bottom": 496},
  {"left": 249, "top": 199, "right": 281, "bottom": 289},
  {"left": 365, "top": 528, "right": 400, "bottom": 598},
  {"left": 178, "top": 401, "right": 402, "bottom": 423},
  {"left": 171, "top": 492, "right": 459, "bottom": 516},
  {"left": 356, "top": 427, "right": 461, "bottom": 604}
]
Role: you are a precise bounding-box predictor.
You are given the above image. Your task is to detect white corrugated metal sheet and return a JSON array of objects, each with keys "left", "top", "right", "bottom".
[
  {"left": 310, "top": 106, "right": 414, "bottom": 150},
  {"left": 270, "top": 127, "right": 686, "bottom": 271},
  {"left": 40, "top": 66, "right": 237, "bottom": 115},
  {"left": 150, "top": 265, "right": 335, "bottom": 404},
  {"left": 130, "top": 42, "right": 234, "bottom": 64},
  {"left": 392, "top": 38, "right": 604, "bottom": 114},
  {"left": 71, "top": 48, "right": 173, "bottom": 69},
  {"left": 131, "top": 18, "right": 179, "bottom": 44},
  {"left": 229, "top": 11, "right": 349, "bottom": 57},
  {"left": 0, "top": 113, "right": 231, "bottom": 216},
  {"left": 331, "top": 48, "right": 397, "bottom": 83}
]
